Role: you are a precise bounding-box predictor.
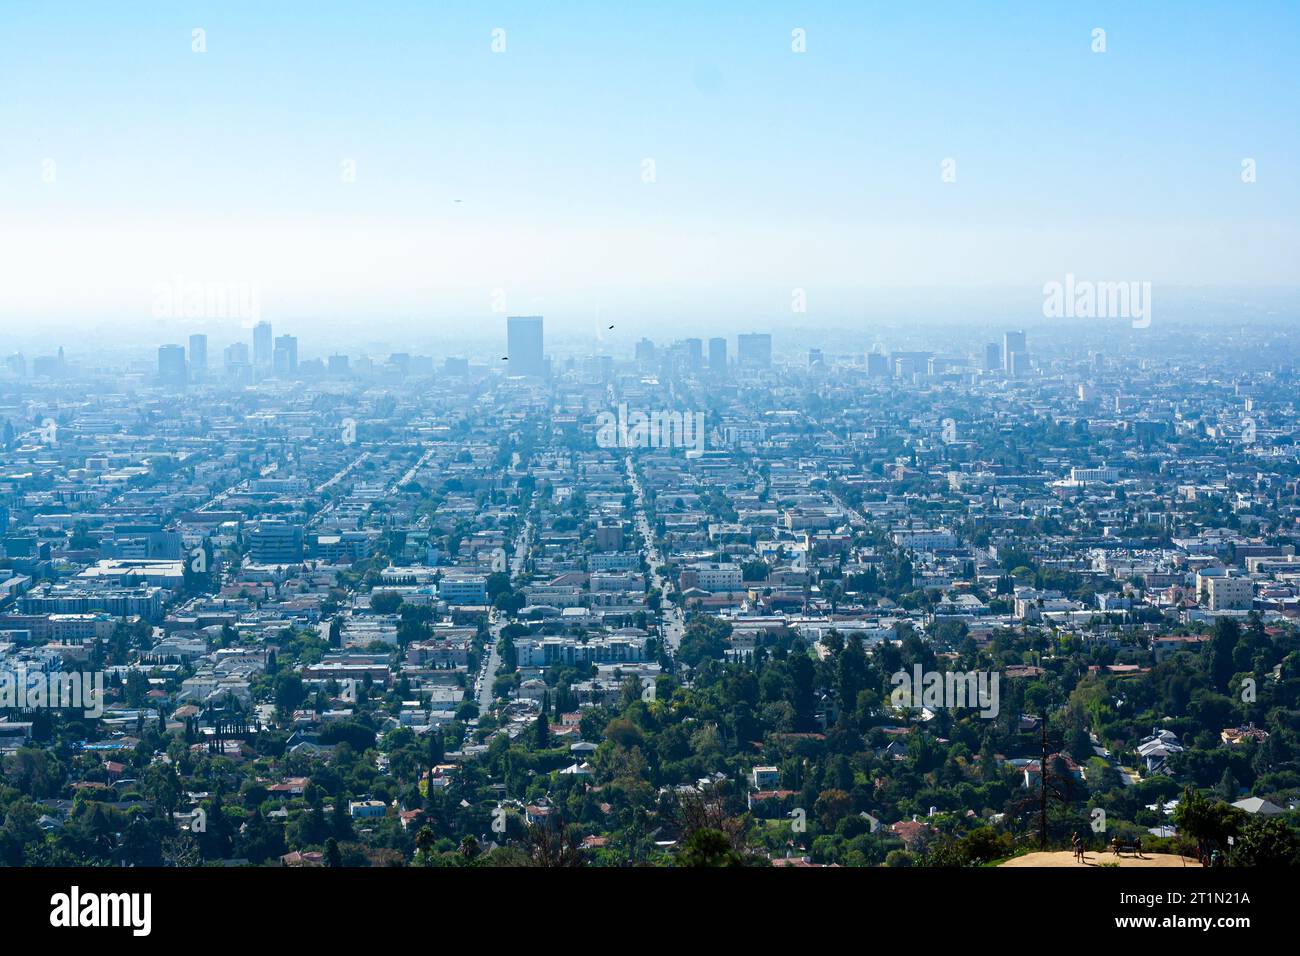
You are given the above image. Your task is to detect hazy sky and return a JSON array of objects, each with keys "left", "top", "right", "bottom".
[{"left": 1, "top": 0, "right": 1297, "bottom": 342}]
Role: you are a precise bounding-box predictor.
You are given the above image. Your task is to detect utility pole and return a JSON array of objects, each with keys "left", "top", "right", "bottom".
[{"left": 1039, "top": 720, "right": 1049, "bottom": 851}]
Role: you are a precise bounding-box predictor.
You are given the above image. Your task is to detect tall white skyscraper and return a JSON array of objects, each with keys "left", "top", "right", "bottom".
[
  {"left": 506, "top": 316, "right": 544, "bottom": 377},
  {"left": 253, "top": 321, "right": 273, "bottom": 368},
  {"left": 188, "top": 334, "right": 208, "bottom": 382}
]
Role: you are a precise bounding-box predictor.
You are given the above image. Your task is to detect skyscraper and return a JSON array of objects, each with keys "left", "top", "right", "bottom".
[
  {"left": 634, "top": 338, "right": 656, "bottom": 366},
  {"left": 708, "top": 337, "right": 727, "bottom": 374},
  {"left": 1003, "top": 330, "right": 1026, "bottom": 372},
  {"left": 274, "top": 334, "right": 298, "bottom": 375},
  {"left": 253, "top": 321, "right": 273, "bottom": 368},
  {"left": 188, "top": 334, "right": 208, "bottom": 382},
  {"left": 737, "top": 333, "right": 772, "bottom": 368},
  {"left": 224, "top": 342, "right": 249, "bottom": 369},
  {"left": 983, "top": 342, "right": 1001, "bottom": 371},
  {"left": 224, "top": 342, "right": 251, "bottom": 384},
  {"left": 506, "top": 316, "right": 544, "bottom": 377},
  {"left": 158, "top": 344, "right": 187, "bottom": 387}
]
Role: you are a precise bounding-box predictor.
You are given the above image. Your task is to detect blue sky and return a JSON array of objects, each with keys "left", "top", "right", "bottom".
[{"left": 1, "top": 0, "right": 1297, "bottom": 340}]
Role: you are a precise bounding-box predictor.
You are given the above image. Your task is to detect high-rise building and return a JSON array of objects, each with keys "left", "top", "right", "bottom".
[
  {"left": 32, "top": 349, "right": 65, "bottom": 378},
  {"left": 891, "top": 351, "right": 932, "bottom": 380},
  {"left": 983, "top": 342, "right": 1001, "bottom": 371},
  {"left": 157, "top": 344, "right": 187, "bottom": 387},
  {"left": 328, "top": 354, "right": 351, "bottom": 375},
  {"left": 808, "top": 348, "right": 825, "bottom": 369},
  {"left": 506, "top": 315, "right": 544, "bottom": 376},
  {"left": 253, "top": 321, "right": 273, "bottom": 368},
  {"left": 708, "top": 337, "right": 727, "bottom": 374},
  {"left": 1007, "top": 348, "right": 1025, "bottom": 378},
  {"left": 224, "top": 342, "right": 249, "bottom": 369},
  {"left": 188, "top": 334, "right": 208, "bottom": 382},
  {"left": 1003, "top": 330, "right": 1026, "bottom": 372},
  {"left": 273, "top": 334, "right": 298, "bottom": 375},
  {"left": 681, "top": 338, "right": 703, "bottom": 370},
  {"left": 634, "top": 338, "right": 656, "bottom": 366},
  {"left": 224, "top": 342, "right": 251, "bottom": 384},
  {"left": 737, "top": 333, "right": 772, "bottom": 368}
]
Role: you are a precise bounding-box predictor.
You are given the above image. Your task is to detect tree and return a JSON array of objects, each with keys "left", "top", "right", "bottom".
[
  {"left": 333, "top": 798, "right": 355, "bottom": 840},
  {"left": 678, "top": 615, "right": 731, "bottom": 668},
  {"left": 814, "top": 789, "right": 852, "bottom": 830},
  {"left": 370, "top": 591, "right": 404, "bottom": 614},
  {"left": 526, "top": 822, "right": 585, "bottom": 867},
  {"left": 1230, "top": 815, "right": 1300, "bottom": 867},
  {"left": 459, "top": 835, "right": 481, "bottom": 862},
  {"left": 1204, "top": 617, "right": 1240, "bottom": 693},
  {"left": 426, "top": 730, "right": 445, "bottom": 768},
  {"left": 238, "top": 809, "right": 287, "bottom": 864},
  {"left": 414, "top": 826, "right": 437, "bottom": 865},
  {"left": 274, "top": 673, "right": 306, "bottom": 715},
  {"left": 485, "top": 572, "right": 513, "bottom": 603},
  {"left": 1172, "top": 787, "right": 1243, "bottom": 861},
  {"left": 677, "top": 828, "right": 744, "bottom": 867}
]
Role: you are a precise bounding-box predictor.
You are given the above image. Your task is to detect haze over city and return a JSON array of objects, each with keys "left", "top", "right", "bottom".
[{"left": 2, "top": 1, "right": 1297, "bottom": 343}]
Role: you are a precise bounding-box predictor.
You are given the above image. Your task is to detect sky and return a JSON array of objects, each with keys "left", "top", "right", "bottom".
[{"left": 1, "top": 0, "right": 1297, "bottom": 348}]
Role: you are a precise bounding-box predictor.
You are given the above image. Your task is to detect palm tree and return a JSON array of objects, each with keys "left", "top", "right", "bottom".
[{"left": 458, "top": 835, "right": 480, "bottom": 862}]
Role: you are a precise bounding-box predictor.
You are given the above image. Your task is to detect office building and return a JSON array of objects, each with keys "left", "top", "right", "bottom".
[
  {"left": 273, "top": 334, "right": 298, "bottom": 375},
  {"left": 506, "top": 315, "right": 544, "bottom": 376},
  {"left": 224, "top": 342, "right": 252, "bottom": 385},
  {"left": 188, "top": 334, "right": 208, "bottom": 381},
  {"left": 247, "top": 520, "right": 304, "bottom": 565},
  {"left": 157, "top": 345, "right": 187, "bottom": 387},
  {"left": 708, "top": 337, "right": 727, "bottom": 374},
  {"left": 737, "top": 333, "right": 772, "bottom": 368},
  {"left": 680, "top": 338, "right": 703, "bottom": 370},
  {"left": 253, "top": 321, "right": 273, "bottom": 368},
  {"left": 1003, "top": 330, "right": 1026, "bottom": 373}
]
